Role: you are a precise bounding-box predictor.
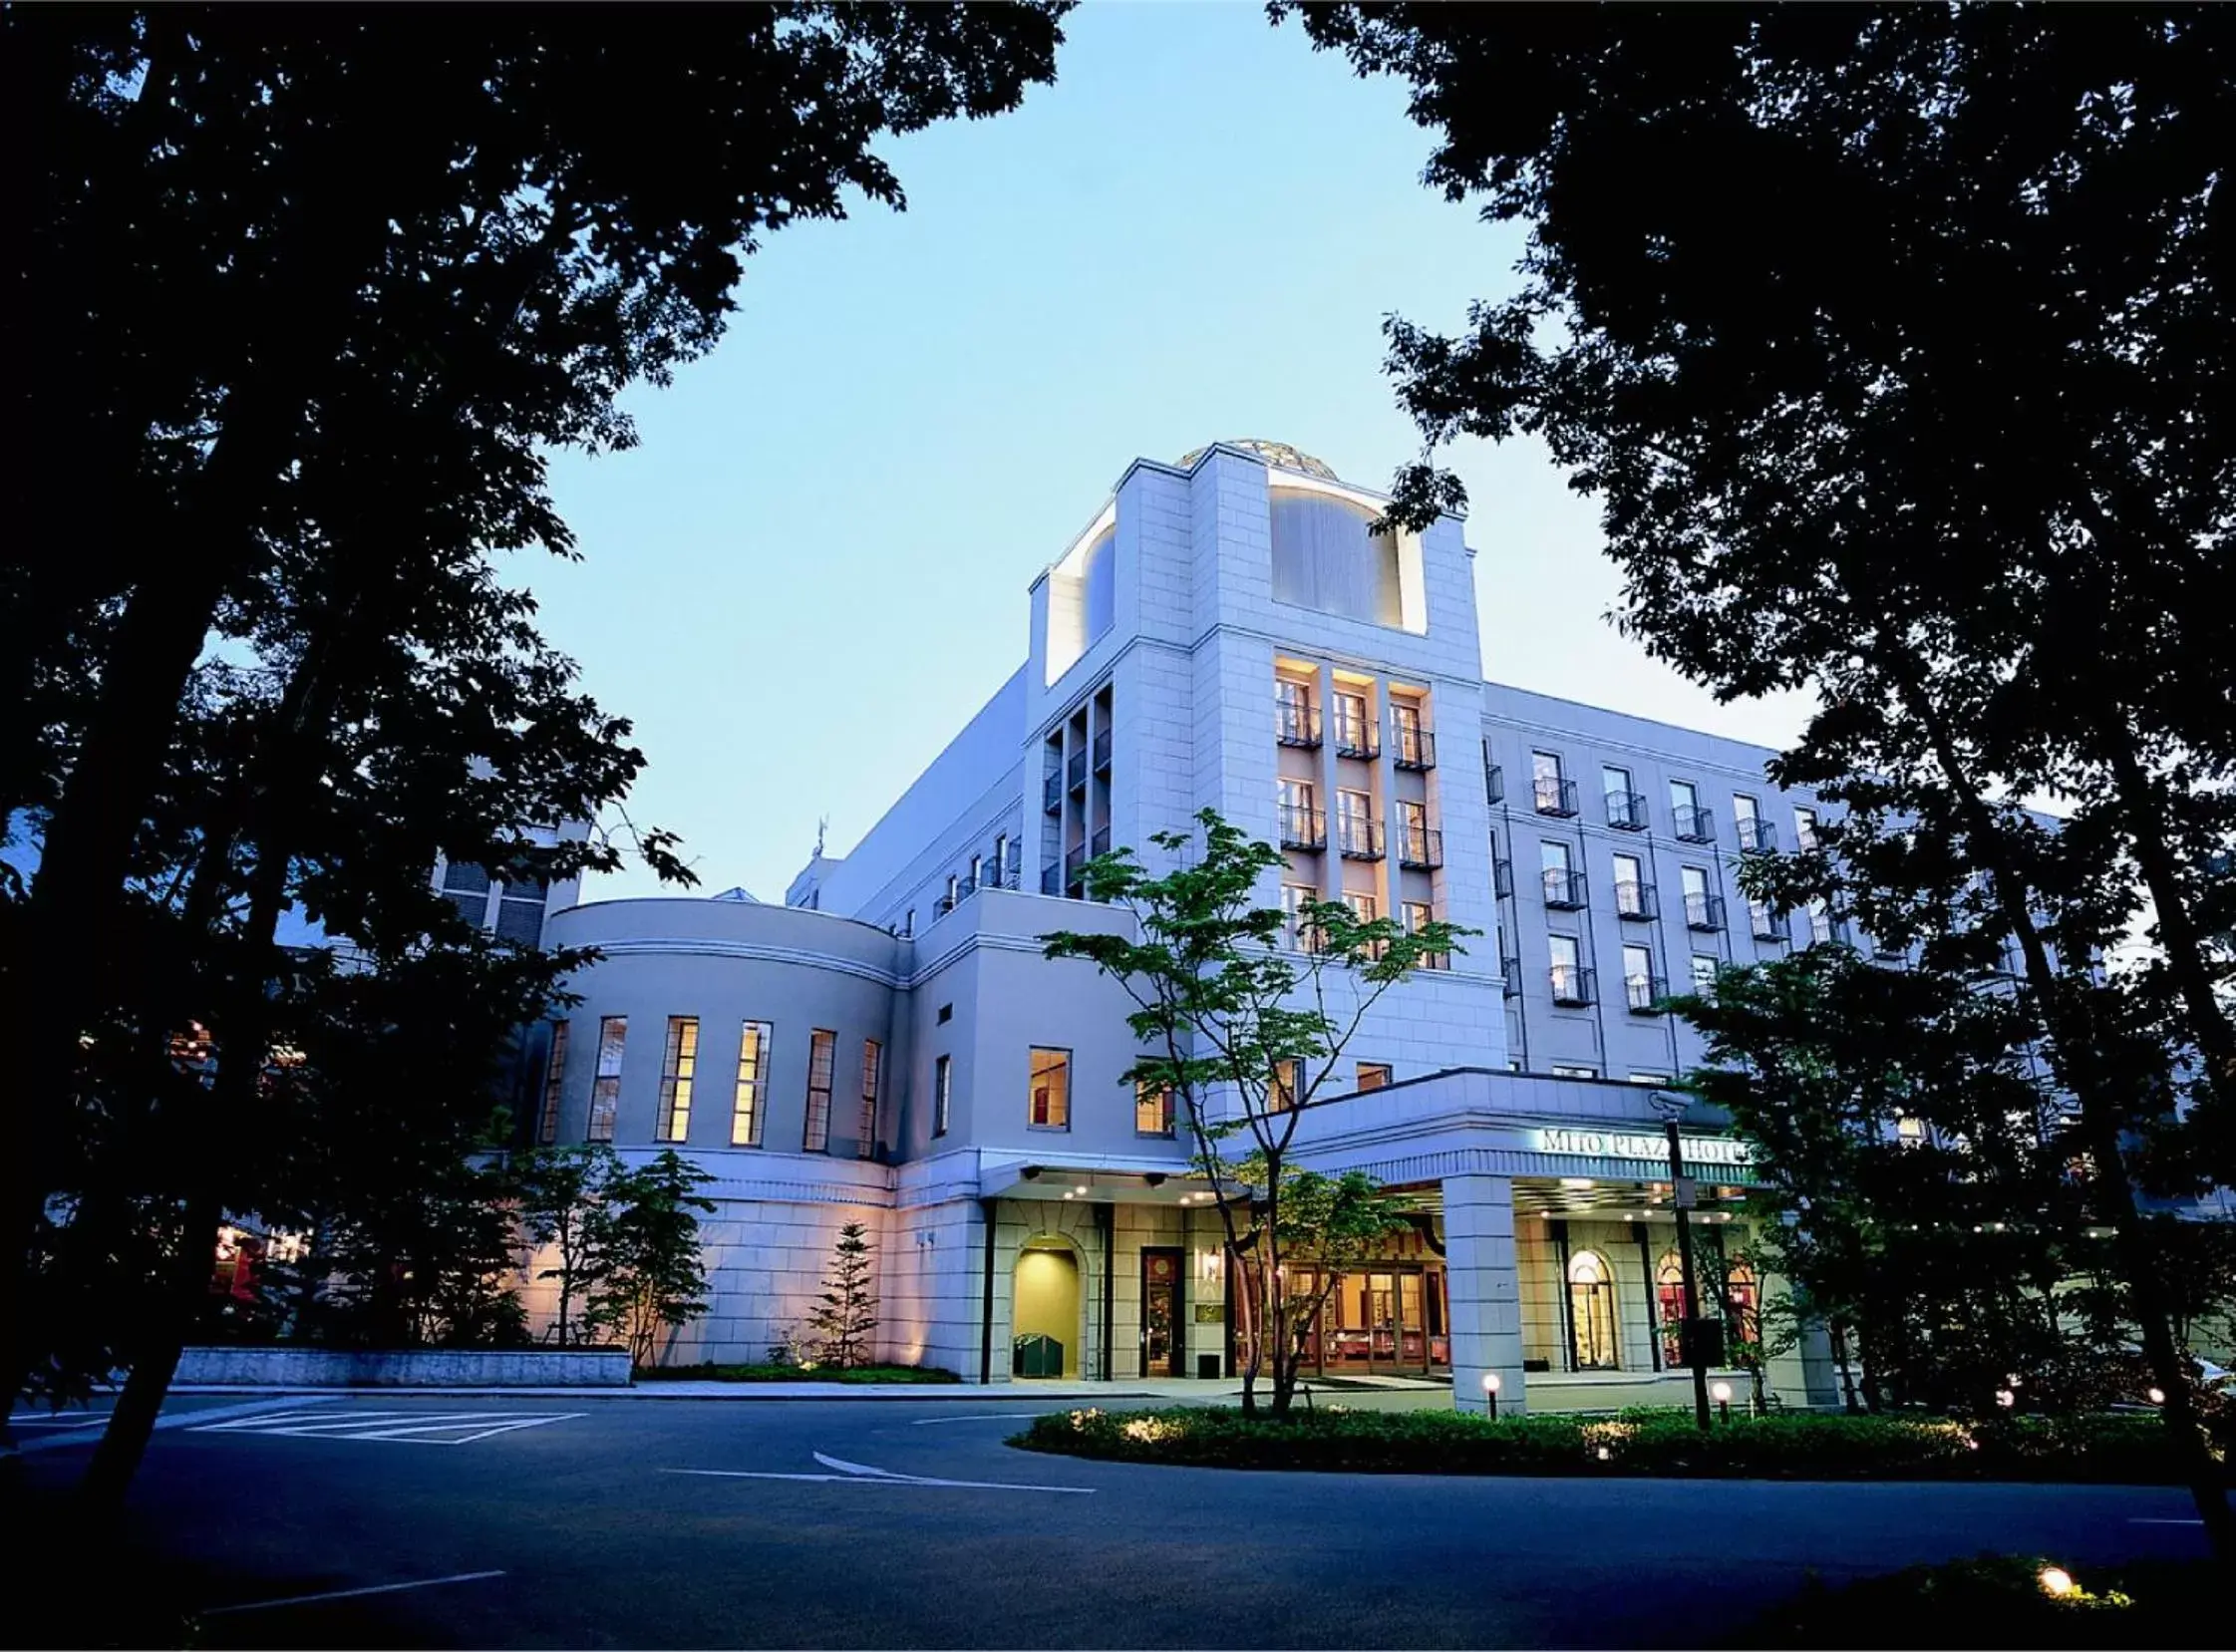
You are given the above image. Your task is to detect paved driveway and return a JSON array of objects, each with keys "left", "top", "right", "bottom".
[{"left": 12, "top": 1393, "right": 2214, "bottom": 1648}]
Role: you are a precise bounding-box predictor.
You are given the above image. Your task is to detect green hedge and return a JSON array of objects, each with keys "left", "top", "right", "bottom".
[
  {"left": 1013, "top": 1405, "right": 2221, "bottom": 1484},
  {"left": 1729, "top": 1554, "right": 2225, "bottom": 1649}
]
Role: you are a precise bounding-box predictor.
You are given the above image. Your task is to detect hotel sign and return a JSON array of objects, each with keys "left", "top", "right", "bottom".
[{"left": 1533, "top": 1128, "right": 1755, "bottom": 1168}]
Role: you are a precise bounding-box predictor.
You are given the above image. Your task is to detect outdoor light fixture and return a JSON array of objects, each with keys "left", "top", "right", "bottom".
[
  {"left": 1995, "top": 1388, "right": 2016, "bottom": 1409},
  {"left": 2038, "top": 1566, "right": 2076, "bottom": 1599},
  {"left": 1073, "top": 1184, "right": 1089, "bottom": 1195},
  {"left": 1021, "top": 1165, "right": 1044, "bottom": 1180},
  {"left": 1560, "top": 1177, "right": 1593, "bottom": 1189},
  {"left": 1481, "top": 1371, "right": 1502, "bottom": 1418},
  {"left": 2147, "top": 1386, "right": 2166, "bottom": 1405},
  {"left": 1711, "top": 1380, "right": 1733, "bottom": 1423}
]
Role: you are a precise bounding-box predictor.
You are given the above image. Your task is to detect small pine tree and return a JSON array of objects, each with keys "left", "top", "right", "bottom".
[{"left": 806, "top": 1222, "right": 878, "bottom": 1369}]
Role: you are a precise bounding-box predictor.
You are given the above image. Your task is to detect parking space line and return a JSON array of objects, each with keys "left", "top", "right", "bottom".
[
  {"left": 201, "top": 1569, "right": 506, "bottom": 1616},
  {"left": 664, "top": 1451, "right": 1095, "bottom": 1494},
  {"left": 907, "top": 1413, "right": 1049, "bottom": 1426},
  {"left": 188, "top": 1409, "right": 582, "bottom": 1446}
]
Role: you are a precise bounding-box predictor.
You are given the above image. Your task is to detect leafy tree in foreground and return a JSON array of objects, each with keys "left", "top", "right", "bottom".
[
  {"left": 1288, "top": 0, "right": 2236, "bottom": 1555},
  {"left": 1044, "top": 810, "right": 1469, "bottom": 1419},
  {"left": 590, "top": 1151, "right": 719, "bottom": 1371},
  {"left": 513, "top": 1144, "right": 621, "bottom": 1352},
  {"left": 807, "top": 1221, "right": 879, "bottom": 1370}
]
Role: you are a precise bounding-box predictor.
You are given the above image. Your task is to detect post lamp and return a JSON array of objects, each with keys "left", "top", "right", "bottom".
[
  {"left": 1711, "top": 1379, "right": 1733, "bottom": 1424},
  {"left": 1481, "top": 1371, "right": 1502, "bottom": 1420},
  {"left": 1650, "top": 1091, "right": 1715, "bottom": 1433}
]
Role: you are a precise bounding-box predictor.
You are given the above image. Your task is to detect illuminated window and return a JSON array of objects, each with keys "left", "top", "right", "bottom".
[
  {"left": 1896, "top": 1115, "right": 1926, "bottom": 1146},
  {"left": 1356, "top": 1062, "right": 1392, "bottom": 1093},
  {"left": 1724, "top": 1258, "right": 1760, "bottom": 1349},
  {"left": 857, "top": 1040, "right": 881, "bottom": 1159},
  {"left": 1282, "top": 882, "right": 1321, "bottom": 951},
  {"left": 1656, "top": 1252, "right": 1687, "bottom": 1368},
  {"left": 1271, "top": 1058, "right": 1301, "bottom": 1113},
  {"left": 656, "top": 1016, "right": 699, "bottom": 1143},
  {"left": 1275, "top": 678, "right": 1315, "bottom": 743},
  {"left": 1567, "top": 1250, "right": 1619, "bottom": 1370},
  {"left": 1691, "top": 954, "right": 1720, "bottom": 994},
  {"left": 1135, "top": 1081, "right": 1174, "bottom": 1138},
  {"left": 1029, "top": 1047, "right": 1071, "bottom": 1130},
  {"left": 731, "top": 1020, "right": 773, "bottom": 1147},
  {"left": 1344, "top": 889, "right": 1378, "bottom": 925},
  {"left": 803, "top": 1030, "right": 836, "bottom": 1153},
  {"left": 537, "top": 1021, "right": 568, "bottom": 1145},
  {"left": 932, "top": 1054, "right": 952, "bottom": 1138},
  {"left": 587, "top": 1016, "right": 626, "bottom": 1143}
]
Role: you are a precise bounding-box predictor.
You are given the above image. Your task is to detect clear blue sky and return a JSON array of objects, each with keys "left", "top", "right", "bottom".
[{"left": 533, "top": 2, "right": 1811, "bottom": 904}]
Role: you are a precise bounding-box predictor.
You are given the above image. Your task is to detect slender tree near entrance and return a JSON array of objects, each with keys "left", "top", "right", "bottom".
[
  {"left": 1286, "top": 1, "right": 2236, "bottom": 1555},
  {"left": 807, "top": 1221, "right": 879, "bottom": 1370},
  {"left": 1044, "top": 810, "right": 1469, "bottom": 1419}
]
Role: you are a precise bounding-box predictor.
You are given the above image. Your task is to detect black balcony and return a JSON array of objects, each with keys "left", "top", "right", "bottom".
[
  {"left": 1394, "top": 726, "right": 1437, "bottom": 771},
  {"left": 1542, "top": 867, "right": 1587, "bottom": 909},
  {"left": 1275, "top": 701, "right": 1321, "bottom": 748},
  {"left": 1750, "top": 904, "right": 1788, "bottom": 943},
  {"left": 1625, "top": 973, "right": 1669, "bottom": 1014},
  {"left": 1674, "top": 805, "right": 1716, "bottom": 844},
  {"left": 1605, "top": 791, "right": 1650, "bottom": 831},
  {"left": 1686, "top": 891, "right": 1727, "bottom": 932},
  {"left": 1549, "top": 964, "right": 1597, "bottom": 1007},
  {"left": 1613, "top": 879, "right": 1658, "bottom": 921},
  {"left": 1090, "top": 825, "right": 1111, "bottom": 857},
  {"left": 1493, "top": 856, "right": 1513, "bottom": 898},
  {"left": 1067, "top": 750, "right": 1088, "bottom": 792},
  {"left": 1500, "top": 956, "right": 1523, "bottom": 998},
  {"left": 1278, "top": 806, "right": 1327, "bottom": 850},
  {"left": 1398, "top": 826, "right": 1443, "bottom": 869},
  {"left": 1334, "top": 718, "right": 1380, "bottom": 761},
  {"left": 1041, "top": 860, "right": 1061, "bottom": 895},
  {"left": 1337, "top": 818, "right": 1385, "bottom": 860},
  {"left": 1533, "top": 776, "right": 1579, "bottom": 818},
  {"left": 934, "top": 893, "right": 956, "bottom": 917},
  {"left": 1485, "top": 759, "right": 1504, "bottom": 805},
  {"left": 1042, "top": 770, "right": 1063, "bottom": 815},
  {"left": 1736, "top": 817, "right": 1778, "bottom": 853}
]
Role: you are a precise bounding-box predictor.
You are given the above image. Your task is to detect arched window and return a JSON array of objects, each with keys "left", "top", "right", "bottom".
[
  {"left": 1656, "top": 1252, "right": 1687, "bottom": 1369},
  {"left": 1269, "top": 490, "right": 1402, "bottom": 626},
  {"left": 1566, "top": 1250, "right": 1619, "bottom": 1370},
  {"left": 1724, "top": 1258, "right": 1760, "bottom": 1351}
]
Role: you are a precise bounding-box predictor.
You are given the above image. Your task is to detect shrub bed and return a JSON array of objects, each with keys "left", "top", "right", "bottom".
[
  {"left": 1013, "top": 1404, "right": 2219, "bottom": 1484},
  {"left": 638, "top": 1361, "right": 959, "bottom": 1384},
  {"left": 1729, "top": 1554, "right": 2226, "bottom": 1649}
]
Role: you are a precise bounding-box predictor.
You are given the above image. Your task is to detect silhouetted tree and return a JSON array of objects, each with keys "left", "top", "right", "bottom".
[
  {"left": 590, "top": 1151, "right": 718, "bottom": 1370},
  {"left": 807, "top": 1222, "right": 879, "bottom": 1370}
]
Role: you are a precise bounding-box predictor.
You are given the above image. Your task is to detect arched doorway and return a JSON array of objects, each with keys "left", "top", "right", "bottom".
[{"left": 1012, "top": 1241, "right": 1082, "bottom": 1379}]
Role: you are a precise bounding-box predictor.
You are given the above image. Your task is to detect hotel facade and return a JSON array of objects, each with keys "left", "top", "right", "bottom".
[{"left": 524, "top": 440, "right": 1854, "bottom": 1412}]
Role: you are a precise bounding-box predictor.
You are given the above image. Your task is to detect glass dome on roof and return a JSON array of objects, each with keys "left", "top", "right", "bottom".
[{"left": 1177, "top": 440, "right": 1339, "bottom": 482}]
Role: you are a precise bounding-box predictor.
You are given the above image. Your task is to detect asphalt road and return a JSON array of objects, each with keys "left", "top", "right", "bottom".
[{"left": 8, "top": 1392, "right": 2216, "bottom": 1648}]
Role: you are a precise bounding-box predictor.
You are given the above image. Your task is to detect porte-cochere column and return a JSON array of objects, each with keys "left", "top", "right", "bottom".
[{"left": 1443, "top": 1172, "right": 1525, "bottom": 1414}]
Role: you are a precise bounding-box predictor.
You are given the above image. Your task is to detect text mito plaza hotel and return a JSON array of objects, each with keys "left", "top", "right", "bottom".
[{"left": 525, "top": 440, "right": 1855, "bottom": 1411}]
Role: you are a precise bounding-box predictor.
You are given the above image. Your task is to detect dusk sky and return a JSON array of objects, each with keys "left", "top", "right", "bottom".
[{"left": 534, "top": 3, "right": 1813, "bottom": 905}]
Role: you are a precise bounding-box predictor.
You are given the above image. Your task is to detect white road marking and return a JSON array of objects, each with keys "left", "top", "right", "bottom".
[
  {"left": 7, "top": 1395, "right": 345, "bottom": 1455},
  {"left": 7, "top": 1412, "right": 108, "bottom": 1429},
  {"left": 189, "top": 1409, "right": 581, "bottom": 1446},
  {"left": 907, "top": 1413, "right": 1052, "bottom": 1426},
  {"left": 664, "top": 1451, "right": 1093, "bottom": 1494},
  {"left": 201, "top": 1569, "right": 506, "bottom": 1616},
  {"left": 2127, "top": 1517, "right": 2205, "bottom": 1525}
]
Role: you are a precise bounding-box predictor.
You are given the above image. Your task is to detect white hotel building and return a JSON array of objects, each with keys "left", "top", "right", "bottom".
[{"left": 525, "top": 440, "right": 1850, "bottom": 1411}]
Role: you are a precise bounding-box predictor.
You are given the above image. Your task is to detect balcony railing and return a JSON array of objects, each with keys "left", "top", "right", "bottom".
[
  {"left": 1334, "top": 718, "right": 1380, "bottom": 761},
  {"left": 1605, "top": 791, "right": 1649, "bottom": 831},
  {"left": 1067, "top": 750, "right": 1088, "bottom": 791},
  {"left": 1275, "top": 701, "right": 1322, "bottom": 748},
  {"left": 1625, "top": 973, "right": 1669, "bottom": 1014},
  {"left": 1493, "top": 857, "right": 1513, "bottom": 898},
  {"left": 1500, "top": 957, "right": 1522, "bottom": 998},
  {"left": 1041, "top": 860, "right": 1061, "bottom": 895},
  {"left": 1674, "top": 806, "right": 1716, "bottom": 844},
  {"left": 1393, "top": 726, "right": 1437, "bottom": 771},
  {"left": 1042, "top": 770, "right": 1063, "bottom": 815},
  {"left": 1542, "top": 867, "right": 1587, "bottom": 909},
  {"left": 1278, "top": 805, "right": 1327, "bottom": 850},
  {"left": 1092, "top": 728, "right": 1112, "bottom": 774},
  {"left": 1549, "top": 964, "right": 1596, "bottom": 1007},
  {"left": 1337, "top": 818, "right": 1385, "bottom": 860},
  {"left": 1686, "top": 891, "right": 1727, "bottom": 932},
  {"left": 1750, "top": 904, "right": 1788, "bottom": 943},
  {"left": 1736, "top": 817, "right": 1778, "bottom": 853},
  {"left": 1485, "top": 759, "right": 1504, "bottom": 805},
  {"left": 934, "top": 893, "right": 956, "bottom": 917},
  {"left": 1533, "top": 775, "right": 1579, "bottom": 817},
  {"left": 1613, "top": 879, "right": 1658, "bottom": 921},
  {"left": 1397, "top": 826, "right": 1443, "bottom": 869}
]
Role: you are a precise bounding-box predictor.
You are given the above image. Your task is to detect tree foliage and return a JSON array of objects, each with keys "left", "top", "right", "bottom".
[
  {"left": 590, "top": 1151, "right": 720, "bottom": 1370},
  {"left": 806, "top": 1221, "right": 879, "bottom": 1370},
  {"left": 1044, "top": 810, "right": 1470, "bottom": 1418}
]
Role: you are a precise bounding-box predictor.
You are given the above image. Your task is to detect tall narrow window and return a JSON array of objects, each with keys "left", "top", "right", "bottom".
[
  {"left": 1548, "top": 933, "right": 1586, "bottom": 1004},
  {"left": 993, "top": 832, "right": 1010, "bottom": 886},
  {"left": 857, "top": 1040, "right": 881, "bottom": 1159},
  {"left": 537, "top": 1021, "right": 569, "bottom": 1145},
  {"left": 1392, "top": 699, "right": 1429, "bottom": 766},
  {"left": 1134, "top": 1080, "right": 1174, "bottom": 1138},
  {"left": 1344, "top": 889, "right": 1378, "bottom": 925},
  {"left": 1028, "top": 1047, "right": 1071, "bottom": 1130},
  {"left": 1656, "top": 1252, "right": 1687, "bottom": 1368},
  {"left": 1397, "top": 798, "right": 1430, "bottom": 862},
  {"left": 588, "top": 1016, "right": 627, "bottom": 1143},
  {"left": 1531, "top": 750, "right": 1571, "bottom": 814},
  {"left": 802, "top": 1030, "right": 836, "bottom": 1152},
  {"left": 1333, "top": 690, "right": 1372, "bottom": 754},
  {"left": 968, "top": 854, "right": 982, "bottom": 892},
  {"left": 1622, "top": 943, "right": 1656, "bottom": 1010},
  {"left": 1612, "top": 851, "right": 1647, "bottom": 917},
  {"left": 932, "top": 1054, "right": 952, "bottom": 1139},
  {"left": 1691, "top": 954, "right": 1720, "bottom": 994},
  {"left": 1567, "top": 1250, "right": 1619, "bottom": 1370},
  {"left": 1793, "top": 806, "right": 1819, "bottom": 850},
  {"left": 1282, "top": 881, "right": 1321, "bottom": 951},
  {"left": 1670, "top": 779, "right": 1699, "bottom": 817},
  {"left": 1336, "top": 789, "right": 1376, "bottom": 856},
  {"left": 656, "top": 1016, "right": 699, "bottom": 1143},
  {"left": 1271, "top": 1058, "right": 1301, "bottom": 1113},
  {"left": 1275, "top": 678, "right": 1314, "bottom": 744},
  {"left": 731, "top": 1020, "right": 773, "bottom": 1147}
]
